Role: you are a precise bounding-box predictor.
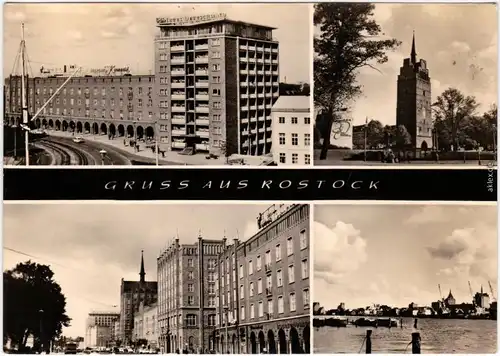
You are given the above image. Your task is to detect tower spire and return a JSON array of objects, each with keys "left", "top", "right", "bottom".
[
  {"left": 139, "top": 250, "right": 145, "bottom": 283},
  {"left": 411, "top": 30, "right": 417, "bottom": 64}
]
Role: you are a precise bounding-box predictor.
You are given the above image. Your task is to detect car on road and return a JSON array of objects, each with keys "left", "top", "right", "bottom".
[{"left": 73, "top": 136, "right": 84, "bottom": 143}]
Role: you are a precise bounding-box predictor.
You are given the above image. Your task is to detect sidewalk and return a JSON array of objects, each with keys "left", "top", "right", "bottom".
[{"left": 47, "top": 130, "right": 226, "bottom": 166}]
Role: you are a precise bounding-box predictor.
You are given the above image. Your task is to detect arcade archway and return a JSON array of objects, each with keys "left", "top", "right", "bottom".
[
  {"left": 118, "top": 124, "right": 125, "bottom": 137},
  {"left": 62, "top": 120, "right": 69, "bottom": 131},
  {"left": 84, "top": 122, "right": 91, "bottom": 133},
  {"left": 137, "top": 126, "right": 144, "bottom": 139},
  {"left": 55, "top": 120, "right": 61, "bottom": 130},
  {"left": 100, "top": 123, "right": 107, "bottom": 135},
  {"left": 127, "top": 125, "right": 134, "bottom": 138},
  {"left": 48, "top": 119, "right": 54, "bottom": 129},
  {"left": 76, "top": 121, "right": 83, "bottom": 133},
  {"left": 258, "top": 331, "right": 265, "bottom": 353},
  {"left": 250, "top": 332, "right": 257, "bottom": 354},
  {"left": 146, "top": 125, "right": 155, "bottom": 139},
  {"left": 268, "top": 330, "right": 277, "bottom": 354},
  {"left": 109, "top": 124, "right": 116, "bottom": 137},
  {"left": 35, "top": 119, "right": 41, "bottom": 128},
  {"left": 421, "top": 140, "right": 428, "bottom": 151},
  {"left": 290, "top": 327, "right": 301, "bottom": 354},
  {"left": 303, "top": 326, "right": 310, "bottom": 354},
  {"left": 278, "top": 329, "right": 287, "bottom": 354}
]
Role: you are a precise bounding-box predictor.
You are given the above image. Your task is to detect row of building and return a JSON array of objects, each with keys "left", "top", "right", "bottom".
[
  {"left": 85, "top": 204, "right": 311, "bottom": 353},
  {"left": 4, "top": 13, "right": 311, "bottom": 165}
]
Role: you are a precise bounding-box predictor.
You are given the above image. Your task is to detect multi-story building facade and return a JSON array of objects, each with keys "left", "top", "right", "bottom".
[
  {"left": 4, "top": 73, "right": 158, "bottom": 140},
  {"left": 153, "top": 13, "right": 279, "bottom": 156},
  {"left": 133, "top": 302, "right": 159, "bottom": 348},
  {"left": 84, "top": 311, "right": 120, "bottom": 348},
  {"left": 5, "top": 13, "right": 280, "bottom": 158},
  {"left": 215, "top": 204, "right": 310, "bottom": 354},
  {"left": 271, "top": 96, "right": 311, "bottom": 165},
  {"left": 119, "top": 251, "right": 158, "bottom": 345},
  {"left": 396, "top": 33, "right": 433, "bottom": 151},
  {"left": 157, "top": 237, "right": 225, "bottom": 353}
]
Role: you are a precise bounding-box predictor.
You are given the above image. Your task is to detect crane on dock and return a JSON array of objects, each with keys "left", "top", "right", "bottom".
[
  {"left": 468, "top": 281, "right": 476, "bottom": 306},
  {"left": 488, "top": 281, "right": 496, "bottom": 302}
]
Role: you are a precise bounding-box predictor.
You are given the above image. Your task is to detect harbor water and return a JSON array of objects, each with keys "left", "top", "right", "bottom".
[{"left": 314, "top": 317, "right": 497, "bottom": 354}]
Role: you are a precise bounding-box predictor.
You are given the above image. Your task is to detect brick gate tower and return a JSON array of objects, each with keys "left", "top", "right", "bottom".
[{"left": 396, "top": 32, "right": 433, "bottom": 152}]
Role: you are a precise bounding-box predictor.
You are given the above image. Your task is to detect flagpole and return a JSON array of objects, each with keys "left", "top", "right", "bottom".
[
  {"left": 364, "top": 117, "right": 368, "bottom": 162},
  {"left": 21, "top": 24, "right": 29, "bottom": 165}
]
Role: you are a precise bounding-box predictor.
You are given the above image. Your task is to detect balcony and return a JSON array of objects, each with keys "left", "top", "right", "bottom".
[
  {"left": 272, "top": 59, "right": 279, "bottom": 64},
  {"left": 272, "top": 48, "right": 278, "bottom": 53},
  {"left": 171, "top": 106, "right": 186, "bottom": 112},
  {"left": 267, "top": 137, "right": 272, "bottom": 143},
  {"left": 241, "top": 106, "right": 249, "bottom": 111},
  {"left": 250, "top": 105, "right": 257, "bottom": 110},
  {"left": 171, "top": 94, "right": 186, "bottom": 100},
  {"left": 172, "top": 118, "right": 185, "bottom": 125},
  {"left": 195, "top": 94, "right": 209, "bottom": 101},
  {"left": 242, "top": 130, "right": 249, "bottom": 136},
  {"left": 273, "top": 91, "right": 279, "bottom": 97},
  {"left": 195, "top": 81, "right": 209, "bottom": 88},
  {"left": 196, "top": 131, "right": 210, "bottom": 138},
  {"left": 250, "top": 94, "right": 257, "bottom": 99},
  {"left": 249, "top": 70, "right": 256, "bottom": 75},
  {"left": 249, "top": 45, "right": 256, "bottom": 51},
  {"left": 171, "top": 57, "right": 185, "bottom": 65},
  {"left": 171, "top": 70, "right": 186, "bottom": 76},
  {"left": 241, "top": 93, "right": 249, "bottom": 99},
  {"left": 240, "top": 82, "right": 248, "bottom": 87},
  {"left": 172, "top": 129, "right": 185, "bottom": 136},
  {"left": 171, "top": 82, "right": 185, "bottom": 88},
  {"left": 257, "top": 82, "right": 264, "bottom": 87},
  {"left": 264, "top": 48, "right": 271, "bottom": 53},
  {"left": 195, "top": 44, "right": 209, "bottom": 51},
  {"left": 241, "top": 118, "right": 249, "bottom": 124},
  {"left": 240, "top": 57, "right": 248, "bottom": 62},
  {"left": 266, "top": 103, "right": 272, "bottom": 109},
  {"left": 257, "top": 70, "right": 264, "bottom": 75},
  {"left": 265, "top": 264, "right": 272, "bottom": 273},
  {"left": 195, "top": 70, "right": 209, "bottom": 76},
  {"left": 172, "top": 141, "right": 185, "bottom": 148},
  {"left": 258, "top": 105, "right": 265, "bottom": 110},
  {"left": 240, "top": 69, "right": 248, "bottom": 75},
  {"left": 195, "top": 57, "right": 209, "bottom": 64},
  {"left": 242, "top": 141, "right": 249, "bottom": 147},
  {"left": 259, "top": 138, "right": 265, "bottom": 144},
  {"left": 196, "top": 119, "right": 210, "bottom": 126},
  {"left": 266, "top": 288, "right": 272, "bottom": 296},
  {"left": 257, "top": 59, "right": 264, "bottom": 64},
  {"left": 239, "top": 44, "right": 248, "bottom": 50},
  {"left": 171, "top": 45, "right": 185, "bottom": 52},
  {"left": 196, "top": 106, "right": 209, "bottom": 113}
]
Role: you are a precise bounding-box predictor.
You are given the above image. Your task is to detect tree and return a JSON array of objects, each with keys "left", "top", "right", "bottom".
[
  {"left": 219, "top": 140, "right": 230, "bottom": 163},
  {"left": 393, "top": 125, "right": 412, "bottom": 148},
  {"left": 432, "top": 88, "right": 479, "bottom": 151},
  {"left": 314, "top": 3, "right": 401, "bottom": 159},
  {"left": 4, "top": 261, "right": 71, "bottom": 352},
  {"left": 365, "top": 120, "right": 384, "bottom": 148}
]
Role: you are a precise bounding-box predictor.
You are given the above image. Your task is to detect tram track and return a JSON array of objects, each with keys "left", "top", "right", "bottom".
[{"left": 36, "top": 139, "right": 95, "bottom": 165}]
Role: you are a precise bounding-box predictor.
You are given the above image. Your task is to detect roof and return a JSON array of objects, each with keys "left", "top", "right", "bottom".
[
  {"left": 272, "top": 95, "right": 310, "bottom": 111},
  {"left": 156, "top": 15, "right": 275, "bottom": 30}
]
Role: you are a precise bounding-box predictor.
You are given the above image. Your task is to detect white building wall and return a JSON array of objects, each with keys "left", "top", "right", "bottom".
[{"left": 271, "top": 109, "right": 311, "bottom": 166}]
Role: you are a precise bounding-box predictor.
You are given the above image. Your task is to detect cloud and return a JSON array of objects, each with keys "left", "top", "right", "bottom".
[
  {"left": 242, "top": 220, "right": 259, "bottom": 240},
  {"left": 314, "top": 221, "right": 367, "bottom": 284},
  {"left": 4, "top": 10, "right": 27, "bottom": 22},
  {"left": 405, "top": 205, "right": 449, "bottom": 224},
  {"left": 428, "top": 225, "right": 497, "bottom": 282}
]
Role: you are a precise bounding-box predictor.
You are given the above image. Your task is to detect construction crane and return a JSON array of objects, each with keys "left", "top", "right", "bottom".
[
  {"left": 438, "top": 284, "right": 443, "bottom": 301},
  {"left": 468, "top": 281, "right": 476, "bottom": 306},
  {"left": 489, "top": 281, "right": 496, "bottom": 302}
]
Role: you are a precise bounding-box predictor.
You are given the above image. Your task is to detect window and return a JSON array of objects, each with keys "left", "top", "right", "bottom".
[
  {"left": 212, "top": 51, "right": 221, "bottom": 59},
  {"left": 289, "top": 293, "right": 296, "bottom": 312},
  {"left": 208, "top": 314, "right": 216, "bottom": 326},
  {"left": 250, "top": 282, "right": 254, "bottom": 297},
  {"left": 279, "top": 153, "right": 286, "bottom": 164},
  {"left": 212, "top": 64, "right": 221, "bottom": 71},
  {"left": 212, "top": 88, "right": 221, "bottom": 96},
  {"left": 211, "top": 38, "right": 220, "bottom": 46},
  {"left": 250, "top": 304, "right": 255, "bottom": 319},
  {"left": 240, "top": 285, "right": 244, "bottom": 299},
  {"left": 213, "top": 102, "right": 222, "bottom": 109},
  {"left": 258, "top": 302, "right": 264, "bottom": 317},
  {"left": 267, "top": 299, "right": 273, "bottom": 316},
  {"left": 304, "top": 117, "right": 310, "bottom": 124},
  {"left": 288, "top": 265, "right": 295, "bottom": 283},
  {"left": 291, "top": 117, "right": 298, "bottom": 124},
  {"left": 265, "top": 250, "right": 271, "bottom": 266},
  {"left": 278, "top": 116, "right": 285, "bottom": 124},
  {"left": 292, "top": 153, "right": 298, "bottom": 164},
  {"left": 277, "top": 270, "right": 283, "bottom": 287},
  {"left": 276, "top": 244, "right": 282, "bottom": 261},
  {"left": 257, "top": 279, "right": 262, "bottom": 294},
  {"left": 304, "top": 133, "right": 311, "bottom": 146},
  {"left": 278, "top": 296, "right": 284, "bottom": 314},
  {"left": 266, "top": 275, "right": 272, "bottom": 289},
  {"left": 300, "top": 230, "right": 307, "bottom": 249},
  {"left": 226, "top": 274, "right": 229, "bottom": 285},
  {"left": 239, "top": 264, "right": 243, "bottom": 278},
  {"left": 188, "top": 271, "right": 194, "bottom": 279},
  {"left": 240, "top": 306, "right": 245, "bottom": 320},
  {"left": 212, "top": 76, "right": 221, "bottom": 83},
  {"left": 279, "top": 133, "right": 285, "bottom": 145},
  {"left": 256, "top": 255, "right": 262, "bottom": 271},
  {"left": 305, "top": 154, "right": 311, "bottom": 165},
  {"left": 188, "top": 296, "right": 194, "bottom": 305},
  {"left": 248, "top": 260, "right": 253, "bottom": 275},
  {"left": 186, "top": 314, "right": 196, "bottom": 326},
  {"left": 301, "top": 259, "right": 309, "bottom": 279},
  {"left": 188, "top": 259, "right": 194, "bottom": 267},
  {"left": 188, "top": 284, "right": 194, "bottom": 292},
  {"left": 291, "top": 133, "right": 298, "bottom": 146}
]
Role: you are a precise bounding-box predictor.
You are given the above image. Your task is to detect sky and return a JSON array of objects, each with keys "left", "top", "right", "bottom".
[
  {"left": 3, "top": 203, "right": 271, "bottom": 338},
  {"left": 315, "top": 3, "right": 498, "bottom": 127},
  {"left": 314, "top": 204, "right": 498, "bottom": 310},
  {"left": 3, "top": 3, "right": 310, "bottom": 83}
]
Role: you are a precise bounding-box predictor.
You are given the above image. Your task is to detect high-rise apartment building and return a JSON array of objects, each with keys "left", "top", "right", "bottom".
[
  {"left": 157, "top": 236, "right": 225, "bottom": 353},
  {"left": 154, "top": 13, "right": 280, "bottom": 157},
  {"left": 119, "top": 251, "right": 158, "bottom": 345},
  {"left": 84, "top": 311, "right": 120, "bottom": 348},
  {"left": 214, "top": 204, "right": 310, "bottom": 354}
]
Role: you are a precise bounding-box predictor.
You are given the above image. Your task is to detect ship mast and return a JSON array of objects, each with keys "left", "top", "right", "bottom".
[{"left": 20, "top": 23, "right": 29, "bottom": 165}]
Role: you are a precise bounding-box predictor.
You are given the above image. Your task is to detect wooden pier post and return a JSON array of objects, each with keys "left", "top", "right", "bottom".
[
  {"left": 366, "top": 330, "right": 372, "bottom": 354},
  {"left": 411, "top": 332, "right": 421, "bottom": 354}
]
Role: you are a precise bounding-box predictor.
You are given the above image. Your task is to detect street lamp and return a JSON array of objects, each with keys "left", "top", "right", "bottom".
[
  {"left": 223, "top": 306, "right": 229, "bottom": 354},
  {"left": 39, "top": 309, "right": 44, "bottom": 354},
  {"left": 99, "top": 149, "right": 107, "bottom": 166}
]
